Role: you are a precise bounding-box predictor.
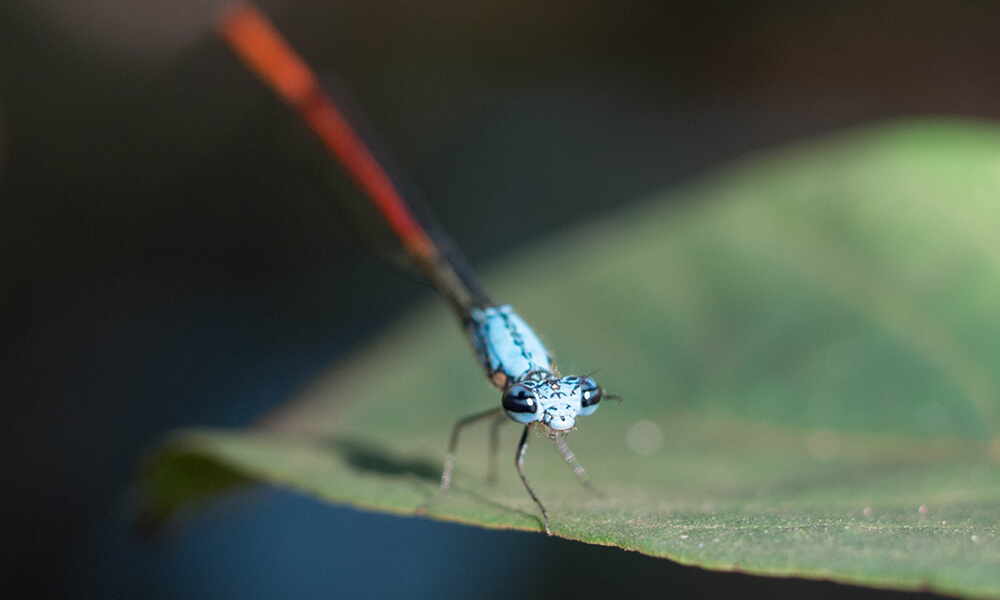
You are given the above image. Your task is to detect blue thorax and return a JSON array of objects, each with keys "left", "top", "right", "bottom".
[{"left": 468, "top": 305, "right": 603, "bottom": 431}]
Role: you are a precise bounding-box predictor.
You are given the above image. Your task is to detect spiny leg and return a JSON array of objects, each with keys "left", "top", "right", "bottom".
[
  {"left": 516, "top": 423, "right": 552, "bottom": 535},
  {"left": 550, "top": 434, "right": 593, "bottom": 491},
  {"left": 418, "top": 407, "right": 502, "bottom": 513},
  {"left": 485, "top": 412, "right": 506, "bottom": 486}
]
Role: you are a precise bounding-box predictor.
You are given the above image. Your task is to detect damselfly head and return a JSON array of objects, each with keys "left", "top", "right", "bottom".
[{"left": 501, "top": 375, "right": 604, "bottom": 429}]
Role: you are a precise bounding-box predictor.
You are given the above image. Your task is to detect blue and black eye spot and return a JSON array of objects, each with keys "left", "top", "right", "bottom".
[
  {"left": 580, "top": 376, "right": 602, "bottom": 409},
  {"left": 503, "top": 384, "right": 538, "bottom": 414}
]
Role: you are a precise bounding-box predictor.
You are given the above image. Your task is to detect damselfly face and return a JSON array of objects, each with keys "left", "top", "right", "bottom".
[{"left": 501, "top": 375, "right": 603, "bottom": 431}]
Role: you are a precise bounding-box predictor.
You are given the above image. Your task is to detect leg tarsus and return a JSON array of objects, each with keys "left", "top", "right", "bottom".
[
  {"left": 418, "top": 407, "right": 503, "bottom": 514},
  {"left": 416, "top": 452, "right": 455, "bottom": 514}
]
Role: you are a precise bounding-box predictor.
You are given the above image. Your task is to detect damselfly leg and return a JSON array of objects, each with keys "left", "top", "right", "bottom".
[
  {"left": 551, "top": 432, "right": 594, "bottom": 491},
  {"left": 417, "top": 407, "right": 502, "bottom": 512},
  {"left": 424, "top": 413, "right": 595, "bottom": 535},
  {"left": 516, "top": 423, "right": 551, "bottom": 535}
]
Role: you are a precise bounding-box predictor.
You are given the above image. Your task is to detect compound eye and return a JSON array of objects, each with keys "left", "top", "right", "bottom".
[
  {"left": 579, "top": 377, "right": 602, "bottom": 415},
  {"left": 502, "top": 384, "right": 539, "bottom": 421}
]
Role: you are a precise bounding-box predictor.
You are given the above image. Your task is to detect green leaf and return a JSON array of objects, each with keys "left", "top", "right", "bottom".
[{"left": 140, "top": 119, "right": 1000, "bottom": 598}]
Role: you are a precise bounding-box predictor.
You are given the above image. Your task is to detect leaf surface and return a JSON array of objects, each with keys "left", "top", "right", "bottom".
[{"left": 142, "top": 120, "right": 1000, "bottom": 598}]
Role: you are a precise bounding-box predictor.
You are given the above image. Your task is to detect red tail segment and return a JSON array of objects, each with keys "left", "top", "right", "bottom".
[{"left": 218, "top": 3, "right": 437, "bottom": 263}]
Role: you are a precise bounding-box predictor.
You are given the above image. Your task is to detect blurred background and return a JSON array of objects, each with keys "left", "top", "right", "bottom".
[{"left": 2, "top": 0, "right": 999, "bottom": 598}]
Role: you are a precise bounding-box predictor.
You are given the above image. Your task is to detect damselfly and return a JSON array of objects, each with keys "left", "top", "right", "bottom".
[{"left": 218, "top": 3, "right": 616, "bottom": 535}]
